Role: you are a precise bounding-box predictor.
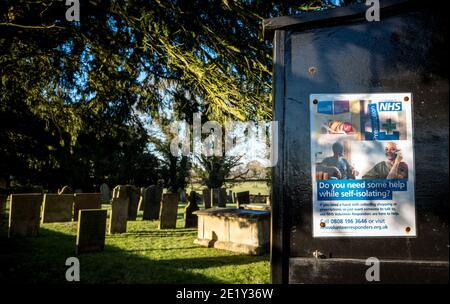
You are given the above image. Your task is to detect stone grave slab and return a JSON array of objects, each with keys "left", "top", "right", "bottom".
[
  {"left": 236, "top": 191, "right": 250, "bottom": 209},
  {"left": 8, "top": 194, "right": 42, "bottom": 237},
  {"left": 143, "top": 185, "right": 163, "bottom": 220},
  {"left": 73, "top": 193, "right": 101, "bottom": 221},
  {"left": 76, "top": 209, "right": 107, "bottom": 254},
  {"left": 202, "top": 188, "right": 211, "bottom": 209},
  {"left": 184, "top": 191, "right": 200, "bottom": 228},
  {"left": 158, "top": 193, "right": 179, "bottom": 229},
  {"left": 126, "top": 185, "right": 140, "bottom": 221},
  {"left": 41, "top": 194, "right": 74, "bottom": 223},
  {"left": 109, "top": 196, "right": 129, "bottom": 234}
]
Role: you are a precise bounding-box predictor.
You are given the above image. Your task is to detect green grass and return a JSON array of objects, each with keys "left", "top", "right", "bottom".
[
  {"left": 0, "top": 203, "right": 270, "bottom": 284},
  {"left": 187, "top": 181, "right": 270, "bottom": 195}
]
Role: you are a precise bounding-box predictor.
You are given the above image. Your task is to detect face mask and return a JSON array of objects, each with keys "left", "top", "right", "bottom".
[{"left": 385, "top": 151, "right": 397, "bottom": 160}]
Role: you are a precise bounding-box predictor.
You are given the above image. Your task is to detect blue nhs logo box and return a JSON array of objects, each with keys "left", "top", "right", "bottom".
[{"left": 378, "top": 101, "right": 402, "bottom": 111}]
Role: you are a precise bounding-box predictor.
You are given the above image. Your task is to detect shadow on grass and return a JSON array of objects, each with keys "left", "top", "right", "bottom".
[{"left": 0, "top": 224, "right": 268, "bottom": 284}]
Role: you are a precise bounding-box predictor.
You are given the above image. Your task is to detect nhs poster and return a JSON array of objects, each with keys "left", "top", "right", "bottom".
[{"left": 310, "top": 93, "right": 416, "bottom": 237}]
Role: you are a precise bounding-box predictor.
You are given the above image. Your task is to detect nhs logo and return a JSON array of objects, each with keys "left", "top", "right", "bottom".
[{"left": 378, "top": 101, "right": 402, "bottom": 111}]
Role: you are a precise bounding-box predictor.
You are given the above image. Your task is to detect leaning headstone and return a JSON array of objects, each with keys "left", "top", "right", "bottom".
[
  {"left": 184, "top": 191, "right": 200, "bottom": 228},
  {"left": 202, "top": 188, "right": 211, "bottom": 209},
  {"left": 73, "top": 193, "right": 101, "bottom": 221},
  {"left": 41, "top": 194, "right": 74, "bottom": 223},
  {"left": 236, "top": 191, "right": 250, "bottom": 209},
  {"left": 126, "top": 185, "right": 140, "bottom": 221},
  {"left": 109, "top": 196, "right": 128, "bottom": 234},
  {"left": 76, "top": 209, "right": 107, "bottom": 254},
  {"left": 158, "top": 193, "right": 179, "bottom": 229},
  {"left": 212, "top": 188, "right": 227, "bottom": 207},
  {"left": 58, "top": 185, "right": 73, "bottom": 195},
  {"left": 143, "top": 185, "right": 163, "bottom": 220},
  {"left": 8, "top": 194, "right": 42, "bottom": 237},
  {"left": 100, "top": 183, "right": 111, "bottom": 203}
]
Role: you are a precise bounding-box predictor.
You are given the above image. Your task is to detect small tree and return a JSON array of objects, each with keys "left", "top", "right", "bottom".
[{"left": 194, "top": 154, "right": 244, "bottom": 189}]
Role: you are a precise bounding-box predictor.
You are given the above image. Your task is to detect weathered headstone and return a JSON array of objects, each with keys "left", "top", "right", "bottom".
[
  {"left": 76, "top": 209, "right": 107, "bottom": 254},
  {"left": 236, "top": 191, "right": 250, "bottom": 209},
  {"left": 73, "top": 193, "right": 102, "bottom": 221},
  {"left": 41, "top": 194, "right": 74, "bottom": 223},
  {"left": 212, "top": 188, "right": 227, "bottom": 207},
  {"left": 184, "top": 191, "right": 200, "bottom": 228},
  {"left": 58, "top": 185, "right": 73, "bottom": 194},
  {"left": 158, "top": 193, "right": 179, "bottom": 229},
  {"left": 126, "top": 185, "right": 140, "bottom": 221},
  {"left": 8, "top": 194, "right": 42, "bottom": 237},
  {"left": 109, "top": 196, "right": 128, "bottom": 234},
  {"left": 100, "top": 183, "right": 111, "bottom": 203},
  {"left": 143, "top": 185, "right": 163, "bottom": 220},
  {"left": 202, "top": 188, "right": 211, "bottom": 209}
]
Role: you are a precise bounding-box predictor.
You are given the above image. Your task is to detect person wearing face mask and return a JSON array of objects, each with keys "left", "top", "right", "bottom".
[
  {"left": 362, "top": 142, "right": 408, "bottom": 179},
  {"left": 318, "top": 141, "right": 359, "bottom": 180}
]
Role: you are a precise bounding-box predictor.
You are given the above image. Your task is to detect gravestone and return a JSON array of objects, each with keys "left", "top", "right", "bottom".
[
  {"left": 158, "top": 193, "right": 179, "bottom": 229},
  {"left": 126, "top": 185, "right": 140, "bottom": 221},
  {"left": 0, "top": 194, "right": 7, "bottom": 216},
  {"left": 58, "top": 185, "right": 73, "bottom": 194},
  {"left": 8, "top": 194, "right": 42, "bottom": 237},
  {"left": 109, "top": 196, "right": 128, "bottom": 234},
  {"left": 100, "top": 183, "right": 111, "bottom": 203},
  {"left": 212, "top": 188, "right": 227, "bottom": 207},
  {"left": 227, "top": 190, "right": 233, "bottom": 205},
  {"left": 202, "top": 188, "right": 211, "bottom": 209},
  {"left": 143, "top": 185, "right": 163, "bottom": 220},
  {"left": 138, "top": 187, "right": 145, "bottom": 211},
  {"left": 194, "top": 208, "right": 270, "bottom": 255},
  {"left": 76, "top": 209, "right": 107, "bottom": 254},
  {"left": 112, "top": 185, "right": 119, "bottom": 199},
  {"left": 41, "top": 194, "right": 74, "bottom": 223},
  {"left": 73, "top": 193, "right": 102, "bottom": 221},
  {"left": 219, "top": 188, "right": 227, "bottom": 207},
  {"left": 184, "top": 191, "right": 200, "bottom": 228},
  {"left": 236, "top": 191, "right": 250, "bottom": 209}
]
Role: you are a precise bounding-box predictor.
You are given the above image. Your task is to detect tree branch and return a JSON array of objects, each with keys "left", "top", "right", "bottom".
[{"left": 0, "top": 23, "right": 65, "bottom": 30}]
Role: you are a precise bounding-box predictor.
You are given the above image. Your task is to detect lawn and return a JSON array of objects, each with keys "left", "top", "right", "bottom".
[
  {"left": 187, "top": 181, "right": 270, "bottom": 195},
  {"left": 0, "top": 203, "right": 270, "bottom": 284}
]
